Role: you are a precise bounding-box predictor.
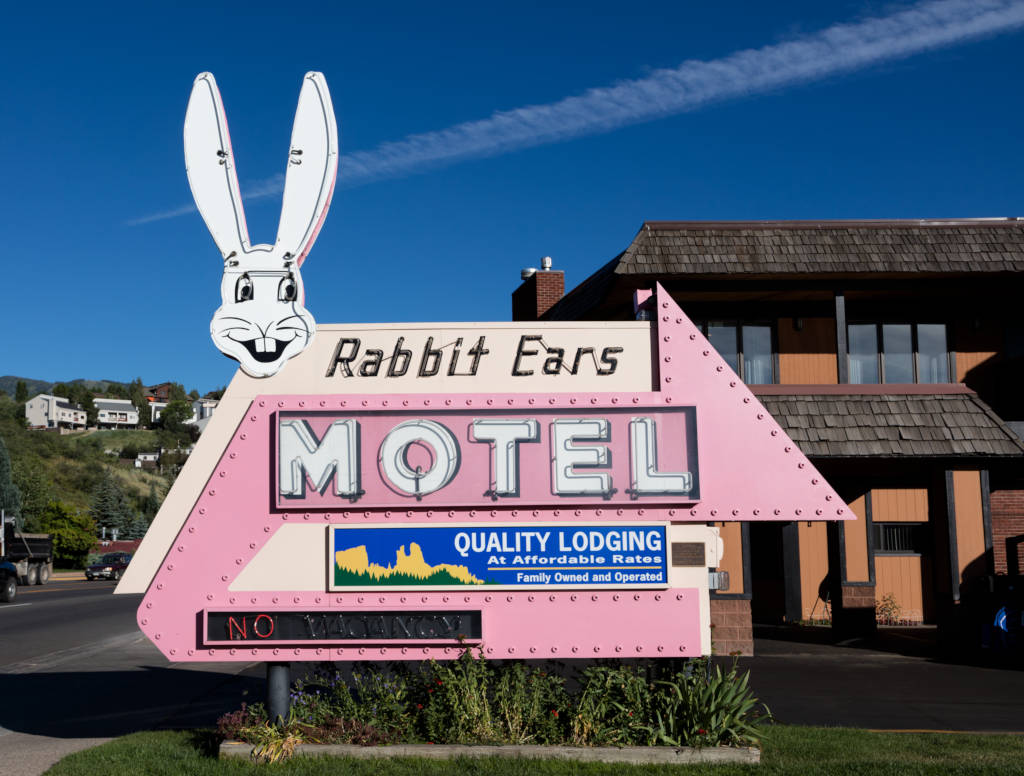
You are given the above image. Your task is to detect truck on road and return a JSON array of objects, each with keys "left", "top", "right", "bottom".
[{"left": 1, "top": 515, "right": 53, "bottom": 603}]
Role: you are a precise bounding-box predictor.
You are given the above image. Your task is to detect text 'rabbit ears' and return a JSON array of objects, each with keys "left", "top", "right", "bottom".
[{"left": 184, "top": 72, "right": 339, "bottom": 265}]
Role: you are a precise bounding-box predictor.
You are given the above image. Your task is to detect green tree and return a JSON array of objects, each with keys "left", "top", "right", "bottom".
[
  {"left": 160, "top": 399, "right": 193, "bottom": 434},
  {"left": 12, "top": 460, "right": 53, "bottom": 532},
  {"left": 68, "top": 384, "right": 97, "bottom": 426},
  {"left": 37, "top": 501, "right": 96, "bottom": 567},
  {"left": 128, "top": 378, "right": 149, "bottom": 429},
  {"left": 188, "top": 389, "right": 200, "bottom": 400},
  {"left": 89, "top": 473, "right": 135, "bottom": 539},
  {"left": 141, "top": 483, "right": 161, "bottom": 518},
  {"left": 0, "top": 436, "right": 22, "bottom": 529},
  {"left": 14, "top": 381, "right": 28, "bottom": 403},
  {"left": 126, "top": 514, "right": 151, "bottom": 540},
  {"left": 52, "top": 383, "right": 71, "bottom": 399},
  {"left": 167, "top": 383, "right": 189, "bottom": 403}
]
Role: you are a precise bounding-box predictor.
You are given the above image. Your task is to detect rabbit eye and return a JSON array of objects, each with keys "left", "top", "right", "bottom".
[
  {"left": 278, "top": 276, "right": 297, "bottom": 302},
  {"left": 235, "top": 275, "right": 254, "bottom": 303}
]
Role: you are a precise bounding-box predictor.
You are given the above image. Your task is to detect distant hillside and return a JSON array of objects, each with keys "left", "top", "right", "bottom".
[
  {"left": 0, "top": 376, "right": 131, "bottom": 398},
  {"left": 0, "top": 376, "right": 52, "bottom": 398},
  {"left": 0, "top": 392, "right": 174, "bottom": 514}
]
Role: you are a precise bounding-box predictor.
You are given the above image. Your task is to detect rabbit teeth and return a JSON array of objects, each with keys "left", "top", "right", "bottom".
[{"left": 254, "top": 337, "right": 277, "bottom": 354}]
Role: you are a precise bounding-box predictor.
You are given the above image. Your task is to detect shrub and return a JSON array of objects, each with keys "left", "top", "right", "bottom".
[
  {"left": 570, "top": 663, "right": 666, "bottom": 746},
  {"left": 220, "top": 648, "right": 770, "bottom": 757},
  {"left": 875, "top": 593, "right": 902, "bottom": 624},
  {"left": 421, "top": 647, "right": 496, "bottom": 743},
  {"left": 644, "top": 659, "right": 770, "bottom": 747},
  {"left": 492, "top": 661, "right": 568, "bottom": 744},
  {"left": 216, "top": 702, "right": 267, "bottom": 741},
  {"left": 350, "top": 667, "right": 416, "bottom": 740}
]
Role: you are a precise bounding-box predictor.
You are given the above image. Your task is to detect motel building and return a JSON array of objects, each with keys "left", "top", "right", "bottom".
[{"left": 514, "top": 218, "right": 1024, "bottom": 654}]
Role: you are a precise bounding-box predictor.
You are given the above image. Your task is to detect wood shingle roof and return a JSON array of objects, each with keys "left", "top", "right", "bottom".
[
  {"left": 545, "top": 219, "right": 1024, "bottom": 320},
  {"left": 760, "top": 393, "right": 1024, "bottom": 458},
  {"left": 620, "top": 220, "right": 1024, "bottom": 276}
]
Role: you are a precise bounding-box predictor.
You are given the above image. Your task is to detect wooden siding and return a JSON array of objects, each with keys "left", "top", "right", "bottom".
[
  {"left": 957, "top": 350, "right": 997, "bottom": 382},
  {"left": 844, "top": 495, "right": 870, "bottom": 582},
  {"left": 715, "top": 522, "right": 745, "bottom": 594},
  {"left": 872, "top": 489, "right": 928, "bottom": 523},
  {"left": 798, "top": 521, "right": 830, "bottom": 621},
  {"left": 953, "top": 470, "right": 988, "bottom": 582},
  {"left": 875, "top": 556, "right": 924, "bottom": 623},
  {"left": 954, "top": 318, "right": 1001, "bottom": 383},
  {"left": 777, "top": 317, "right": 838, "bottom": 384}
]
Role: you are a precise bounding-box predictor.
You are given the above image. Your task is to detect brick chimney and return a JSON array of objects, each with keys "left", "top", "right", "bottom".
[{"left": 512, "top": 257, "right": 564, "bottom": 321}]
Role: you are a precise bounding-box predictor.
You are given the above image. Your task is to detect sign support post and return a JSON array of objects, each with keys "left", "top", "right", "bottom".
[{"left": 267, "top": 662, "right": 291, "bottom": 724}]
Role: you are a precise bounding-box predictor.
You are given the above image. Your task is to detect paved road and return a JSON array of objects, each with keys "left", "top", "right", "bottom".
[
  {"left": 0, "top": 580, "right": 139, "bottom": 666},
  {"left": 0, "top": 580, "right": 262, "bottom": 776},
  {"left": 741, "top": 628, "right": 1024, "bottom": 732},
  {"left": 2, "top": 584, "right": 1023, "bottom": 775}
]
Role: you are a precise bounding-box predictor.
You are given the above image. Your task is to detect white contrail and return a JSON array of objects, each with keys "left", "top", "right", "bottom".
[{"left": 130, "top": 0, "right": 1024, "bottom": 225}]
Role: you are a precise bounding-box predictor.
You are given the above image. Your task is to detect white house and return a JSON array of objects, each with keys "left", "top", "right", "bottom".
[
  {"left": 25, "top": 394, "right": 87, "bottom": 429},
  {"left": 135, "top": 451, "right": 160, "bottom": 469},
  {"left": 150, "top": 397, "right": 219, "bottom": 430},
  {"left": 95, "top": 398, "right": 139, "bottom": 428}
]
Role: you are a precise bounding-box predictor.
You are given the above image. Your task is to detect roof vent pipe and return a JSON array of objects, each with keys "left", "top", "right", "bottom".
[{"left": 541, "top": 256, "right": 552, "bottom": 271}]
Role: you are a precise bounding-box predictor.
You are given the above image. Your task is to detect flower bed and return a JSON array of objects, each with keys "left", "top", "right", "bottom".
[{"left": 217, "top": 647, "right": 770, "bottom": 763}]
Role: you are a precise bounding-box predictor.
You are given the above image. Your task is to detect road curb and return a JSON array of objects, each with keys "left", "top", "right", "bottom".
[{"left": 219, "top": 740, "right": 761, "bottom": 764}]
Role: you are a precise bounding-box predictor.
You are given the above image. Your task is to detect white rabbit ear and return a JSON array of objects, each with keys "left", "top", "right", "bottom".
[
  {"left": 275, "top": 72, "right": 339, "bottom": 266},
  {"left": 184, "top": 73, "right": 251, "bottom": 260}
]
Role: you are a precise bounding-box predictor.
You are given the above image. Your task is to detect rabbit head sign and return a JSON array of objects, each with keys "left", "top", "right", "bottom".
[{"left": 184, "top": 72, "right": 339, "bottom": 378}]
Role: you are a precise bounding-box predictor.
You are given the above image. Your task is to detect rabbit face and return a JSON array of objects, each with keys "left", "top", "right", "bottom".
[
  {"left": 185, "top": 72, "right": 338, "bottom": 378},
  {"left": 209, "top": 248, "right": 316, "bottom": 378}
]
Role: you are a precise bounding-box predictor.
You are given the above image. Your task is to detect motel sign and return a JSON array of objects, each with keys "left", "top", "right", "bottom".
[{"left": 116, "top": 71, "right": 848, "bottom": 663}]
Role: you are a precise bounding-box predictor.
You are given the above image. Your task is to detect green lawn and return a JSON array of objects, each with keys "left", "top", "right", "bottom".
[{"left": 44, "top": 726, "right": 1024, "bottom": 775}]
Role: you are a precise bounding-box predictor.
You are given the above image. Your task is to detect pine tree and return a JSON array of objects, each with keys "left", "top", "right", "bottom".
[
  {"left": 0, "top": 436, "right": 22, "bottom": 529},
  {"left": 127, "top": 514, "right": 150, "bottom": 540},
  {"left": 141, "top": 483, "right": 161, "bottom": 518},
  {"left": 13, "top": 460, "right": 53, "bottom": 532},
  {"left": 128, "top": 377, "right": 148, "bottom": 429},
  {"left": 14, "top": 381, "right": 28, "bottom": 403},
  {"left": 89, "top": 473, "right": 135, "bottom": 538}
]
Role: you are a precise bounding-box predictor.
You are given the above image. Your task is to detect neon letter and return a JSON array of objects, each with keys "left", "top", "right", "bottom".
[
  {"left": 378, "top": 419, "right": 459, "bottom": 497},
  {"left": 470, "top": 418, "right": 539, "bottom": 496},
  {"left": 629, "top": 417, "right": 692, "bottom": 495},
  {"left": 279, "top": 418, "right": 360, "bottom": 498},
  {"left": 551, "top": 418, "right": 612, "bottom": 496}
]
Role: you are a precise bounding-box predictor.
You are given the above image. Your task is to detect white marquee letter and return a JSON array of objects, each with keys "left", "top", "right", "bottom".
[
  {"left": 279, "top": 419, "right": 360, "bottom": 498},
  {"left": 629, "top": 417, "right": 692, "bottom": 495},
  {"left": 378, "top": 419, "right": 459, "bottom": 497},
  {"left": 551, "top": 418, "right": 611, "bottom": 496},
  {"left": 471, "top": 418, "right": 539, "bottom": 497}
]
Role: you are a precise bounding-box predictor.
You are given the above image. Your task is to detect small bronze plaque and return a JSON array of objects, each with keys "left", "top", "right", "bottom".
[{"left": 671, "top": 542, "right": 705, "bottom": 567}]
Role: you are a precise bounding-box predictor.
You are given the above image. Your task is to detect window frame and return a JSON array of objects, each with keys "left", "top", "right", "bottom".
[
  {"left": 871, "top": 522, "right": 928, "bottom": 556},
  {"left": 847, "top": 321, "right": 952, "bottom": 384},
  {"left": 694, "top": 319, "right": 778, "bottom": 385}
]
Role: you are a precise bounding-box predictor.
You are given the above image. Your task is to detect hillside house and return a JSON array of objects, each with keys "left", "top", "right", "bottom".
[
  {"left": 24, "top": 394, "right": 87, "bottom": 430},
  {"left": 95, "top": 398, "right": 139, "bottom": 428}
]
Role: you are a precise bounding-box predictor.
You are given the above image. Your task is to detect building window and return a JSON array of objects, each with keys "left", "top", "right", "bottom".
[
  {"left": 848, "top": 323, "right": 950, "bottom": 384},
  {"left": 872, "top": 523, "right": 927, "bottom": 554},
  {"left": 696, "top": 321, "right": 776, "bottom": 384}
]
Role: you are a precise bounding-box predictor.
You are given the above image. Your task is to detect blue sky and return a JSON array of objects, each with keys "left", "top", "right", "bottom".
[{"left": 2, "top": 0, "right": 1023, "bottom": 393}]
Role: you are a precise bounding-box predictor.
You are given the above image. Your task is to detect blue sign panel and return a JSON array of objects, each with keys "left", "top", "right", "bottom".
[{"left": 329, "top": 524, "right": 669, "bottom": 590}]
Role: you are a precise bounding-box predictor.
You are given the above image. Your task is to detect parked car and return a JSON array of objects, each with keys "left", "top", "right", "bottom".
[{"left": 85, "top": 552, "right": 132, "bottom": 581}]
